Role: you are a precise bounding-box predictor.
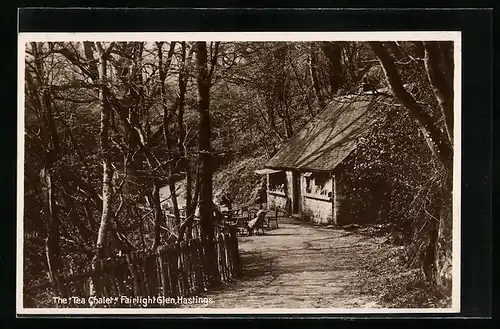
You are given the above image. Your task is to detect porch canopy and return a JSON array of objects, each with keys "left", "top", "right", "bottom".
[{"left": 254, "top": 168, "right": 282, "bottom": 175}]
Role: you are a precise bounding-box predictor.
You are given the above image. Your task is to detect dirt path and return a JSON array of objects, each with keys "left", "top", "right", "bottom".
[{"left": 185, "top": 218, "right": 389, "bottom": 309}]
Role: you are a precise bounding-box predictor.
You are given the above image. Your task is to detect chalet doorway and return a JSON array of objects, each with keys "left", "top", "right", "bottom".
[{"left": 292, "top": 171, "right": 301, "bottom": 214}]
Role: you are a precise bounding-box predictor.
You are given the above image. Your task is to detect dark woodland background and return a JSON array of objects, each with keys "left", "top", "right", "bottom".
[{"left": 23, "top": 40, "right": 455, "bottom": 307}]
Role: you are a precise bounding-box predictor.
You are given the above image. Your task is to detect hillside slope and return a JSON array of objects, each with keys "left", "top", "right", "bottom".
[{"left": 213, "top": 154, "right": 268, "bottom": 206}]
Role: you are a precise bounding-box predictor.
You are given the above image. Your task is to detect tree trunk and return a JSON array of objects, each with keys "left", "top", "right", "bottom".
[
  {"left": 195, "top": 41, "right": 219, "bottom": 284},
  {"left": 309, "top": 44, "right": 326, "bottom": 108},
  {"left": 96, "top": 126, "right": 113, "bottom": 258},
  {"left": 283, "top": 102, "right": 294, "bottom": 139},
  {"left": 321, "top": 41, "right": 344, "bottom": 95},
  {"left": 157, "top": 42, "right": 181, "bottom": 226},
  {"left": 124, "top": 107, "right": 141, "bottom": 196},
  {"left": 123, "top": 54, "right": 142, "bottom": 197},
  {"left": 290, "top": 59, "right": 315, "bottom": 117},
  {"left": 177, "top": 42, "right": 193, "bottom": 232},
  {"left": 40, "top": 168, "right": 61, "bottom": 290},
  {"left": 30, "top": 43, "right": 62, "bottom": 286},
  {"left": 178, "top": 162, "right": 200, "bottom": 241},
  {"left": 386, "top": 41, "right": 404, "bottom": 60},
  {"left": 95, "top": 42, "right": 115, "bottom": 258}
]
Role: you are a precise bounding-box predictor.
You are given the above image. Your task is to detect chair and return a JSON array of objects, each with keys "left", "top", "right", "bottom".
[
  {"left": 248, "top": 209, "right": 267, "bottom": 235},
  {"left": 265, "top": 205, "right": 281, "bottom": 229}
]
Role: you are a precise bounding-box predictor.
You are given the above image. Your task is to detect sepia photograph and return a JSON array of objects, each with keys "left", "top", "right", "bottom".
[{"left": 17, "top": 32, "right": 461, "bottom": 314}]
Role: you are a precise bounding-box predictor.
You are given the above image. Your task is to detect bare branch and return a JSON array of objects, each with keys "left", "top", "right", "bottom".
[{"left": 369, "top": 41, "right": 453, "bottom": 170}]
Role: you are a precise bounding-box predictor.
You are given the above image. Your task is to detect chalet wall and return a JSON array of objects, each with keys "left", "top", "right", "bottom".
[
  {"left": 302, "top": 195, "right": 333, "bottom": 224},
  {"left": 300, "top": 173, "right": 334, "bottom": 224},
  {"left": 267, "top": 170, "right": 292, "bottom": 211}
]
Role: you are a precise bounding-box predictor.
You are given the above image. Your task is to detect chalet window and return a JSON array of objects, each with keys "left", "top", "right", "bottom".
[
  {"left": 315, "top": 173, "right": 329, "bottom": 196},
  {"left": 305, "top": 172, "right": 332, "bottom": 197},
  {"left": 269, "top": 171, "right": 286, "bottom": 194},
  {"left": 304, "top": 172, "right": 313, "bottom": 194},
  {"left": 306, "top": 177, "right": 312, "bottom": 194}
]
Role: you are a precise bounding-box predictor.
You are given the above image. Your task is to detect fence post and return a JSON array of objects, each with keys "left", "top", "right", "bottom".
[
  {"left": 138, "top": 251, "right": 148, "bottom": 297},
  {"left": 229, "top": 225, "right": 241, "bottom": 277},
  {"left": 205, "top": 237, "right": 220, "bottom": 286},
  {"left": 188, "top": 240, "right": 197, "bottom": 294},
  {"left": 193, "top": 238, "right": 203, "bottom": 291},
  {"left": 126, "top": 252, "right": 141, "bottom": 297},
  {"left": 141, "top": 253, "right": 149, "bottom": 298},
  {"left": 157, "top": 246, "right": 168, "bottom": 298},
  {"left": 165, "top": 244, "right": 175, "bottom": 296},
  {"left": 179, "top": 241, "right": 189, "bottom": 296},
  {"left": 223, "top": 232, "right": 232, "bottom": 279},
  {"left": 155, "top": 248, "right": 163, "bottom": 296},
  {"left": 218, "top": 233, "right": 226, "bottom": 282},
  {"left": 142, "top": 252, "right": 154, "bottom": 298},
  {"left": 173, "top": 242, "right": 183, "bottom": 296},
  {"left": 215, "top": 234, "right": 221, "bottom": 282},
  {"left": 169, "top": 243, "right": 179, "bottom": 296}
]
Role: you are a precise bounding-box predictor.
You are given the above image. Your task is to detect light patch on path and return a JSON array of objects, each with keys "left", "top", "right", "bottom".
[{"left": 183, "top": 219, "right": 387, "bottom": 309}]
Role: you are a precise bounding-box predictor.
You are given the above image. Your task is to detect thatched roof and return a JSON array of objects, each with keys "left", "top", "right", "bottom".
[{"left": 265, "top": 94, "right": 395, "bottom": 172}]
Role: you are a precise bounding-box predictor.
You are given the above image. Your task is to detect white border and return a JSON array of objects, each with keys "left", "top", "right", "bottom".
[
  {"left": 17, "top": 31, "right": 462, "bottom": 315},
  {"left": 18, "top": 31, "right": 461, "bottom": 42}
]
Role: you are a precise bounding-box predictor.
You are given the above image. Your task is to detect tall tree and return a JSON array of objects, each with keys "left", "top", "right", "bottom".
[
  {"left": 94, "top": 41, "right": 116, "bottom": 258},
  {"left": 320, "top": 42, "right": 344, "bottom": 95},
  {"left": 26, "top": 42, "right": 62, "bottom": 288},
  {"left": 195, "top": 41, "right": 219, "bottom": 283},
  {"left": 369, "top": 41, "right": 453, "bottom": 288},
  {"left": 309, "top": 43, "right": 326, "bottom": 108},
  {"left": 157, "top": 41, "right": 182, "bottom": 228},
  {"left": 175, "top": 42, "right": 200, "bottom": 241}
]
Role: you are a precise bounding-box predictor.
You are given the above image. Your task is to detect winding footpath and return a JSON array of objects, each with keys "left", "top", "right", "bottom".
[{"left": 184, "top": 218, "right": 389, "bottom": 309}]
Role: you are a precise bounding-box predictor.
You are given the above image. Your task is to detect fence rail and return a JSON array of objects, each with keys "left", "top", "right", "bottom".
[{"left": 43, "top": 227, "right": 241, "bottom": 308}]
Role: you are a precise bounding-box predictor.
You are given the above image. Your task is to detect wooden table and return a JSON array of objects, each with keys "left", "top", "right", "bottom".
[{"left": 222, "top": 208, "right": 252, "bottom": 235}]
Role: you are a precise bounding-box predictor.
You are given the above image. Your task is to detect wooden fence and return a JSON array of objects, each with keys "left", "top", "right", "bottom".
[{"left": 46, "top": 227, "right": 241, "bottom": 308}]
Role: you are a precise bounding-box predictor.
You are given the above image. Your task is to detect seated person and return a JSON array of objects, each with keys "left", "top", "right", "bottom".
[{"left": 247, "top": 205, "right": 267, "bottom": 236}]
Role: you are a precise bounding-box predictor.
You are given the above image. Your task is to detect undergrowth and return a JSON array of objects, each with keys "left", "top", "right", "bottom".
[{"left": 356, "top": 243, "right": 452, "bottom": 308}]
